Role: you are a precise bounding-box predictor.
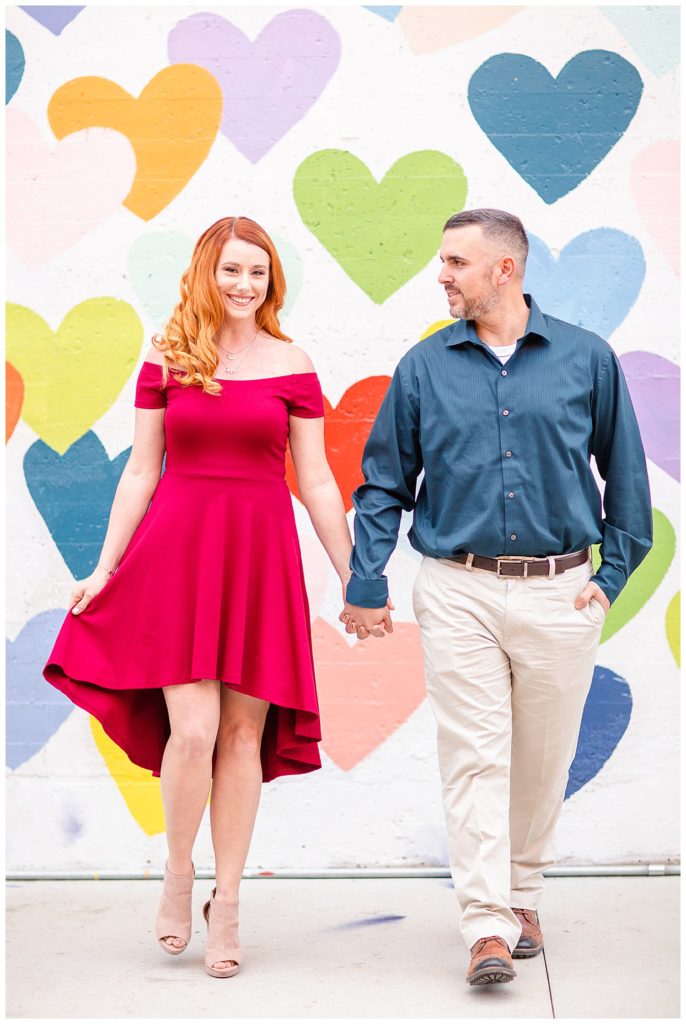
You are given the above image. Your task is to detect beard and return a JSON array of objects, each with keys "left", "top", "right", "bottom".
[{"left": 448, "top": 286, "right": 500, "bottom": 321}]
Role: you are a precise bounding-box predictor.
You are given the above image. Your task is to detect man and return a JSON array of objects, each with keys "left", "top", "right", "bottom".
[{"left": 340, "top": 209, "right": 652, "bottom": 986}]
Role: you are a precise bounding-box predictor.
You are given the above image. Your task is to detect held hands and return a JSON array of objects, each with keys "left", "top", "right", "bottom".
[
  {"left": 574, "top": 581, "right": 610, "bottom": 614},
  {"left": 338, "top": 598, "right": 395, "bottom": 640},
  {"left": 70, "top": 565, "right": 111, "bottom": 615}
]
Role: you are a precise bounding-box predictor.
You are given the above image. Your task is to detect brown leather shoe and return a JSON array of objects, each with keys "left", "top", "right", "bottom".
[
  {"left": 512, "top": 908, "right": 544, "bottom": 958},
  {"left": 466, "top": 935, "right": 516, "bottom": 985}
]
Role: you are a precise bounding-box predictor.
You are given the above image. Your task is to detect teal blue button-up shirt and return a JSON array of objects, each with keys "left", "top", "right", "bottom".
[{"left": 347, "top": 296, "right": 652, "bottom": 608}]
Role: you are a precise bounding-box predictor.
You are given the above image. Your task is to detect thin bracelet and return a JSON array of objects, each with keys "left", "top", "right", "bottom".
[{"left": 96, "top": 563, "right": 115, "bottom": 578}]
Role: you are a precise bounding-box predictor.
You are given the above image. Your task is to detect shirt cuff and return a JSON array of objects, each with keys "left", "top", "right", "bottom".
[
  {"left": 590, "top": 566, "right": 625, "bottom": 607},
  {"left": 345, "top": 574, "right": 389, "bottom": 608}
]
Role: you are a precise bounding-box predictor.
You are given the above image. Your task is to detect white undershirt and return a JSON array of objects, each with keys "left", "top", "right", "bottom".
[{"left": 485, "top": 341, "right": 517, "bottom": 364}]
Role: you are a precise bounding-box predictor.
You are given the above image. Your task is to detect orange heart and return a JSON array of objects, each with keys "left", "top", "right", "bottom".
[
  {"left": 6, "top": 361, "right": 24, "bottom": 442},
  {"left": 48, "top": 66, "right": 222, "bottom": 221},
  {"left": 287, "top": 376, "right": 390, "bottom": 511},
  {"left": 312, "top": 618, "right": 426, "bottom": 770}
]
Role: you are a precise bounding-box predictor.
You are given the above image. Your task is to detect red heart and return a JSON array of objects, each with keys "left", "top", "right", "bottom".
[
  {"left": 312, "top": 618, "right": 426, "bottom": 770},
  {"left": 286, "top": 375, "right": 390, "bottom": 511}
]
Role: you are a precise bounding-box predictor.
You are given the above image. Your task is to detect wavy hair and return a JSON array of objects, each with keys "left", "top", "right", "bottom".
[{"left": 152, "top": 217, "right": 292, "bottom": 394}]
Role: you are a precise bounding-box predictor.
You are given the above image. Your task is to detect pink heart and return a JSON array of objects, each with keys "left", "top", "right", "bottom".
[
  {"left": 6, "top": 109, "right": 136, "bottom": 268},
  {"left": 312, "top": 618, "right": 426, "bottom": 771},
  {"left": 167, "top": 10, "right": 341, "bottom": 163},
  {"left": 398, "top": 6, "right": 524, "bottom": 54},
  {"left": 631, "top": 141, "right": 679, "bottom": 276}
]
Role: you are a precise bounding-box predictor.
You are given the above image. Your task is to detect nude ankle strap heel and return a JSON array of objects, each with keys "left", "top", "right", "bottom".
[
  {"left": 155, "top": 862, "right": 194, "bottom": 955},
  {"left": 203, "top": 888, "right": 241, "bottom": 978}
]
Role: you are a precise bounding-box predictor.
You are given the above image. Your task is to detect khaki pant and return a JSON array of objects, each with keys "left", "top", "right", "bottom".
[{"left": 412, "top": 554, "right": 605, "bottom": 951}]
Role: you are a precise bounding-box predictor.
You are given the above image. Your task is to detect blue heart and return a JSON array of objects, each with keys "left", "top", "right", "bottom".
[
  {"left": 565, "top": 664, "right": 632, "bottom": 799},
  {"left": 524, "top": 229, "right": 645, "bottom": 338},
  {"left": 20, "top": 5, "right": 84, "bottom": 34},
  {"left": 7, "top": 609, "right": 72, "bottom": 769},
  {"left": 24, "top": 431, "right": 131, "bottom": 579},
  {"left": 468, "top": 51, "right": 643, "bottom": 203},
  {"left": 6, "top": 31, "right": 25, "bottom": 104},
  {"left": 364, "top": 6, "right": 402, "bottom": 22}
]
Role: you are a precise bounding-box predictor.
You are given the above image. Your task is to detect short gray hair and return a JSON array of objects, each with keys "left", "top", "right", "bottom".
[{"left": 443, "top": 208, "right": 528, "bottom": 275}]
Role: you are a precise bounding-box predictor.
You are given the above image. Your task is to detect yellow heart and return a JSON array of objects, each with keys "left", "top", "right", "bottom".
[
  {"left": 665, "top": 592, "right": 680, "bottom": 666},
  {"left": 420, "top": 319, "right": 457, "bottom": 340},
  {"left": 89, "top": 717, "right": 166, "bottom": 836},
  {"left": 6, "top": 298, "right": 143, "bottom": 454},
  {"left": 48, "top": 66, "right": 222, "bottom": 221}
]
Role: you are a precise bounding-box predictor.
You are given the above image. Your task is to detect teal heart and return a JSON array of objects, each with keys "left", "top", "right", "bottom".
[
  {"left": 6, "top": 31, "right": 24, "bottom": 104},
  {"left": 468, "top": 51, "right": 643, "bottom": 203},
  {"left": 593, "top": 508, "right": 676, "bottom": 644},
  {"left": 294, "top": 149, "right": 468, "bottom": 303},
  {"left": 601, "top": 6, "right": 680, "bottom": 77},
  {"left": 128, "top": 230, "right": 303, "bottom": 326}
]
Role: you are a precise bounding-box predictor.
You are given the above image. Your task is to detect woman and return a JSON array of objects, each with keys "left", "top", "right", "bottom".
[{"left": 43, "top": 216, "right": 353, "bottom": 978}]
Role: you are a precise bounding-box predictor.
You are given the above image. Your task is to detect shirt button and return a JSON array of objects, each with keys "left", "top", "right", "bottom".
[
  {"left": 501, "top": 369, "right": 508, "bottom": 376},
  {"left": 502, "top": 409, "right": 509, "bottom": 416},
  {"left": 505, "top": 450, "right": 512, "bottom": 458},
  {"left": 511, "top": 533, "right": 517, "bottom": 541},
  {"left": 508, "top": 492, "right": 515, "bottom": 498}
]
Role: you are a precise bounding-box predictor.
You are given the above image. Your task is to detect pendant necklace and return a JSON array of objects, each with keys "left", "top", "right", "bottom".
[{"left": 217, "top": 329, "right": 259, "bottom": 376}]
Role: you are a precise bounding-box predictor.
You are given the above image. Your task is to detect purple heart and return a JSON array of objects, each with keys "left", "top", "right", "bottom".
[
  {"left": 620, "top": 352, "right": 680, "bottom": 481},
  {"left": 7, "top": 609, "right": 72, "bottom": 769},
  {"left": 20, "top": 6, "right": 84, "bottom": 35},
  {"left": 168, "top": 10, "right": 341, "bottom": 163}
]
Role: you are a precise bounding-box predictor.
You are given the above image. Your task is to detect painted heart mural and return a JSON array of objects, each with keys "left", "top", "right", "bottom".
[
  {"left": 286, "top": 376, "right": 391, "bottom": 510},
  {"left": 20, "top": 5, "right": 84, "bottom": 34},
  {"left": 665, "top": 593, "right": 680, "bottom": 667},
  {"left": 6, "top": 30, "right": 24, "bottom": 103},
  {"left": 620, "top": 353, "right": 679, "bottom": 482},
  {"left": 6, "top": 362, "right": 24, "bottom": 443},
  {"left": 168, "top": 10, "right": 341, "bottom": 163},
  {"left": 294, "top": 149, "right": 467, "bottom": 302},
  {"left": 48, "top": 66, "right": 222, "bottom": 220},
  {"left": 398, "top": 5, "right": 524, "bottom": 53},
  {"left": 600, "top": 5, "right": 680, "bottom": 78},
  {"left": 565, "top": 664, "right": 632, "bottom": 799},
  {"left": 524, "top": 229, "right": 645, "bottom": 338},
  {"left": 6, "top": 109, "right": 136, "bottom": 268},
  {"left": 632, "top": 141, "right": 679, "bottom": 276},
  {"left": 468, "top": 50, "right": 643, "bottom": 203},
  {"left": 24, "top": 431, "right": 131, "bottom": 579},
  {"left": 364, "top": 6, "right": 402, "bottom": 22},
  {"left": 5, "top": 298, "right": 143, "bottom": 454},
  {"left": 89, "top": 717, "right": 166, "bottom": 836},
  {"left": 313, "top": 618, "right": 426, "bottom": 770},
  {"left": 7, "top": 610, "right": 73, "bottom": 769}
]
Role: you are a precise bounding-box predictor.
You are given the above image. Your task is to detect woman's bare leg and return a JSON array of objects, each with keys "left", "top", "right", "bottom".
[
  {"left": 208, "top": 686, "right": 269, "bottom": 968},
  {"left": 159, "top": 679, "right": 221, "bottom": 949}
]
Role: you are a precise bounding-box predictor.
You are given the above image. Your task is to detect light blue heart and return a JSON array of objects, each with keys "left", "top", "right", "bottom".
[
  {"left": 6, "top": 30, "right": 25, "bottom": 104},
  {"left": 524, "top": 228, "right": 645, "bottom": 338},
  {"left": 364, "top": 7, "right": 402, "bottom": 22},
  {"left": 7, "top": 609, "right": 72, "bottom": 769},
  {"left": 468, "top": 50, "right": 643, "bottom": 203},
  {"left": 565, "top": 664, "right": 632, "bottom": 799},
  {"left": 601, "top": 6, "right": 680, "bottom": 77},
  {"left": 24, "top": 431, "right": 131, "bottom": 579}
]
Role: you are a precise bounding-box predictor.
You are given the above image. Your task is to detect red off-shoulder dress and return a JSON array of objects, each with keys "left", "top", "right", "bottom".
[{"left": 43, "top": 362, "right": 324, "bottom": 781}]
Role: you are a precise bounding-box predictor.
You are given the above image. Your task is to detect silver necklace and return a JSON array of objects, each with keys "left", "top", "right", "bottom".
[{"left": 216, "top": 330, "right": 258, "bottom": 376}]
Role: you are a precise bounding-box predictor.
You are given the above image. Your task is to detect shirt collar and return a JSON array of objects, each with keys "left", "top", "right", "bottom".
[{"left": 445, "top": 294, "right": 551, "bottom": 349}]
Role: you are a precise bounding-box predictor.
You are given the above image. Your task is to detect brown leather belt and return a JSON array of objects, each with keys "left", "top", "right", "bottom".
[{"left": 445, "top": 548, "right": 590, "bottom": 578}]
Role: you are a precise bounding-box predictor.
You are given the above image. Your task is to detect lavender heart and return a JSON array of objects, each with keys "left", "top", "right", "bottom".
[
  {"left": 620, "top": 352, "right": 679, "bottom": 482},
  {"left": 20, "top": 6, "right": 84, "bottom": 35},
  {"left": 168, "top": 9, "right": 341, "bottom": 163}
]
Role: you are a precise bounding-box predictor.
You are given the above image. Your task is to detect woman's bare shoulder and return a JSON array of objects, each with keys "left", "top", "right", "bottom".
[
  {"left": 143, "top": 344, "right": 165, "bottom": 366},
  {"left": 281, "top": 342, "right": 316, "bottom": 374}
]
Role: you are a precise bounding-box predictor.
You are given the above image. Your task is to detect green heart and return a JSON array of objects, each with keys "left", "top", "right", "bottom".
[
  {"left": 293, "top": 149, "right": 468, "bottom": 303},
  {"left": 6, "top": 299, "right": 143, "bottom": 454},
  {"left": 665, "top": 592, "right": 680, "bottom": 667},
  {"left": 592, "top": 509, "right": 676, "bottom": 644}
]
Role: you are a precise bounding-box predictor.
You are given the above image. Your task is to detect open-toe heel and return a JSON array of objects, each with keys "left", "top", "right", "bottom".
[
  {"left": 203, "top": 888, "right": 242, "bottom": 978},
  {"left": 156, "top": 862, "right": 194, "bottom": 955}
]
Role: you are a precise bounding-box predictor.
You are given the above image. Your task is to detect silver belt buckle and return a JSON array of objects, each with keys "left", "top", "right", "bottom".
[{"left": 496, "top": 556, "right": 537, "bottom": 578}]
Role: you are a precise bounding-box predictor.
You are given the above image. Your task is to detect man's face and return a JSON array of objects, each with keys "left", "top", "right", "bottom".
[{"left": 438, "top": 225, "right": 501, "bottom": 320}]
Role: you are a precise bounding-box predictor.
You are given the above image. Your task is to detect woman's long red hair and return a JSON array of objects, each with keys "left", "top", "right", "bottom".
[{"left": 152, "top": 217, "right": 292, "bottom": 394}]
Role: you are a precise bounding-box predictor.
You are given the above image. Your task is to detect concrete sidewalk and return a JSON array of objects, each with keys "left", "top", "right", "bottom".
[{"left": 6, "top": 876, "right": 679, "bottom": 1019}]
